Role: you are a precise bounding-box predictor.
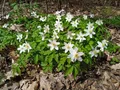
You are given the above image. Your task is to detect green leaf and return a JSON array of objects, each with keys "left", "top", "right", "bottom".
[
  {"left": 34, "top": 54, "right": 39, "bottom": 64},
  {"left": 57, "top": 65, "right": 63, "bottom": 71},
  {"left": 30, "top": 42, "right": 37, "bottom": 49},
  {"left": 84, "top": 57, "right": 90, "bottom": 64},
  {"left": 16, "top": 66, "right": 21, "bottom": 74},
  {"left": 25, "top": 53, "right": 30, "bottom": 61},
  {"left": 48, "top": 54, "right": 54, "bottom": 63},
  {"left": 58, "top": 57, "right": 66, "bottom": 67},
  {"left": 41, "top": 62, "right": 47, "bottom": 67},
  {"left": 40, "top": 50, "right": 52, "bottom": 55},
  {"left": 54, "top": 54, "right": 59, "bottom": 63},
  {"left": 73, "top": 67, "right": 79, "bottom": 77},
  {"left": 65, "top": 66, "right": 73, "bottom": 76}
]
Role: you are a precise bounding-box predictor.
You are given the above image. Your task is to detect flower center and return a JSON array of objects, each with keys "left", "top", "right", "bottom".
[
  {"left": 52, "top": 42, "right": 56, "bottom": 46},
  {"left": 67, "top": 45, "right": 70, "bottom": 49},
  {"left": 89, "top": 29, "right": 93, "bottom": 33},
  {"left": 25, "top": 45, "right": 29, "bottom": 49},
  {"left": 74, "top": 53, "right": 79, "bottom": 59}
]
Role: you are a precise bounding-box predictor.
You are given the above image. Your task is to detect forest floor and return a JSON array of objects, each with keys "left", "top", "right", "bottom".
[{"left": 0, "top": 1, "right": 120, "bottom": 90}]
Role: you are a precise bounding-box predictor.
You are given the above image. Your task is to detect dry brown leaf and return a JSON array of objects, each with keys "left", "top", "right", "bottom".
[
  {"left": 8, "top": 50, "right": 19, "bottom": 63},
  {"left": 111, "top": 63, "right": 120, "bottom": 70},
  {"left": 20, "top": 80, "right": 30, "bottom": 90},
  {"left": 39, "top": 75, "right": 51, "bottom": 90},
  {"left": 9, "top": 24, "right": 23, "bottom": 32},
  {"left": 5, "top": 70, "right": 18, "bottom": 80},
  {"left": 27, "top": 81, "right": 38, "bottom": 90},
  {"left": 103, "top": 71, "right": 110, "bottom": 81},
  {"left": 102, "top": 71, "right": 110, "bottom": 85}
]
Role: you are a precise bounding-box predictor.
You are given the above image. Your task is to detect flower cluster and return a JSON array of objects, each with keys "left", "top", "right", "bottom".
[
  {"left": 17, "top": 11, "right": 107, "bottom": 64},
  {"left": 34, "top": 11, "right": 107, "bottom": 62},
  {"left": 0, "top": 9, "right": 115, "bottom": 77}
]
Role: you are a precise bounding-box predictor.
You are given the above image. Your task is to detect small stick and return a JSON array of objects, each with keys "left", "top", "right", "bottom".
[{"left": 1, "top": 0, "right": 6, "bottom": 19}]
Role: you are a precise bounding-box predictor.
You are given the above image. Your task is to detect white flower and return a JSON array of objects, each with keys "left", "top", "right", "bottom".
[
  {"left": 84, "top": 28, "right": 95, "bottom": 38},
  {"left": 44, "top": 25, "right": 50, "bottom": 33},
  {"left": 55, "top": 25, "right": 63, "bottom": 32},
  {"left": 31, "top": 11, "right": 39, "bottom": 18},
  {"left": 54, "top": 20, "right": 63, "bottom": 32},
  {"left": 76, "top": 32, "right": 86, "bottom": 42},
  {"left": 4, "top": 14, "right": 10, "bottom": 19},
  {"left": 25, "top": 30, "right": 28, "bottom": 39},
  {"left": 16, "top": 34, "right": 23, "bottom": 42},
  {"left": 65, "top": 12, "right": 73, "bottom": 22},
  {"left": 17, "top": 42, "right": 32, "bottom": 53},
  {"left": 23, "top": 42, "right": 32, "bottom": 53},
  {"left": 37, "top": 26, "right": 41, "bottom": 30},
  {"left": 89, "top": 14, "right": 94, "bottom": 18},
  {"left": 55, "top": 11, "right": 61, "bottom": 15},
  {"left": 67, "top": 31, "right": 75, "bottom": 40},
  {"left": 62, "top": 42, "right": 74, "bottom": 53},
  {"left": 97, "top": 40, "right": 108, "bottom": 51},
  {"left": 83, "top": 14, "right": 88, "bottom": 20},
  {"left": 48, "top": 40, "right": 60, "bottom": 51},
  {"left": 3, "top": 24, "right": 9, "bottom": 28},
  {"left": 56, "top": 14, "right": 61, "bottom": 21},
  {"left": 85, "top": 22, "right": 95, "bottom": 38},
  {"left": 68, "top": 47, "right": 84, "bottom": 62},
  {"left": 52, "top": 31, "right": 59, "bottom": 39},
  {"left": 55, "top": 9, "right": 64, "bottom": 15},
  {"left": 71, "top": 19, "right": 79, "bottom": 27},
  {"left": 40, "top": 16, "right": 47, "bottom": 22},
  {"left": 96, "top": 19, "right": 103, "bottom": 25},
  {"left": 17, "top": 45, "right": 26, "bottom": 53},
  {"left": 89, "top": 48, "right": 99, "bottom": 57},
  {"left": 39, "top": 32, "right": 45, "bottom": 40},
  {"left": 55, "top": 20, "right": 62, "bottom": 27},
  {"left": 87, "top": 22, "right": 94, "bottom": 29},
  {"left": 31, "top": 11, "right": 36, "bottom": 16}
]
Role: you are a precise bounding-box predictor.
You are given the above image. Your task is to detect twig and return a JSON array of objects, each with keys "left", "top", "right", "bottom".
[
  {"left": 1, "top": 0, "right": 6, "bottom": 18},
  {"left": 45, "top": 0, "right": 48, "bottom": 13}
]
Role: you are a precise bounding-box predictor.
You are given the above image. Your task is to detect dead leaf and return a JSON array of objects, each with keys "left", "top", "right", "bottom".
[
  {"left": 104, "top": 51, "right": 113, "bottom": 61},
  {"left": 9, "top": 24, "right": 23, "bottom": 32},
  {"left": 111, "top": 63, "right": 120, "bottom": 70},
  {"left": 27, "top": 81, "right": 38, "bottom": 90},
  {"left": 39, "top": 75, "right": 51, "bottom": 90},
  {"left": 8, "top": 50, "right": 19, "bottom": 63},
  {"left": 5, "top": 70, "right": 19, "bottom": 80},
  {"left": 20, "top": 80, "right": 30, "bottom": 90}
]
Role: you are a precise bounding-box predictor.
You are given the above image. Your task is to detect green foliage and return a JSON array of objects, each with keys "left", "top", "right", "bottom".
[
  {"left": 0, "top": 28, "right": 16, "bottom": 50},
  {"left": 0, "top": 10, "right": 119, "bottom": 78},
  {"left": 104, "top": 16, "right": 120, "bottom": 27}
]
